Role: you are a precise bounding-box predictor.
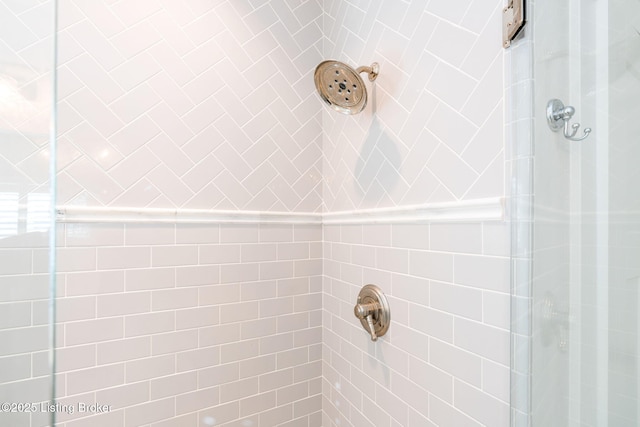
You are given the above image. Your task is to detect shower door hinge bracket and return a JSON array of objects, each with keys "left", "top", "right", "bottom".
[{"left": 502, "top": 0, "right": 526, "bottom": 48}]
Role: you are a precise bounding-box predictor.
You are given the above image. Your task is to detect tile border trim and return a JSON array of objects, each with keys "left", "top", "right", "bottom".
[{"left": 57, "top": 198, "right": 504, "bottom": 225}]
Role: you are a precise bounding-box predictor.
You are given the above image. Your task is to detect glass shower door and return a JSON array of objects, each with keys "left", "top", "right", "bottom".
[
  {"left": 0, "top": 1, "right": 57, "bottom": 426},
  {"left": 531, "top": 0, "right": 640, "bottom": 425}
]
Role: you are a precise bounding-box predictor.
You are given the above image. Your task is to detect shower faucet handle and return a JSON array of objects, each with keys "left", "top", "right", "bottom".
[
  {"left": 354, "top": 301, "right": 381, "bottom": 341},
  {"left": 354, "top": 285, "right": 390, "bottom": 342}
]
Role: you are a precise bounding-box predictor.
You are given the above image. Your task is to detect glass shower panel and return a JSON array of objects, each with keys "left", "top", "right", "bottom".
[
  {"left": 530, "top": 0, "right": 640, "bottom": 425},
  {"left": 0, "top": 1, "right": 57, "bottom": 426}
]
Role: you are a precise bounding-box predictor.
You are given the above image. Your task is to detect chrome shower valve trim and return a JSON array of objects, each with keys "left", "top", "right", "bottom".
[{"left": 353, "top": 284, "right": 390, "bottom": 342}]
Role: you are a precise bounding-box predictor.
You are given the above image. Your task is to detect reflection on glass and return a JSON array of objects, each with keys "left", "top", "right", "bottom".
[{"left": 0, "top": 1, "right": 55, "bottom": 426}]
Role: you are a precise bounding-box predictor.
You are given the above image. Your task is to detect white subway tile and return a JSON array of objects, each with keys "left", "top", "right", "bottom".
[
  {"left": 66, "top": 363, "right": 124, "bottom": 395},
  {"left": 96, "top": 382, "right": 149, "bottom": 412},
  {"left": 97, "top": 247, "right": 150, "bottom": 270},
  {"left": 97, "top": 336, "right": 150, "bottom": 365},
  {"left": 454, "top": 379, "right": 510, "bottom": 427},
  {"left": 176, "top": 306, "right": 219, "bottom": 330},
  {"left": 221, "top": 377, "right": 260, "bottom": 403},
  {"left": 125, "top": 312, "right": 174, "bottom": 337},
  {"left": 56, "top": 248, "right": 97, "bottom": 273},
  {"left": 199, "top": 324, "right": 241, "bottom": 347},
  {"left": 293, "top": 360, "right": 321, "bottom": 383},
  {"left": 65, "top": 318, "right": 123, "bottom": 346},
  {"left": 391, "top": 224, "right": 430, "bottom": 250},
  {"left": 220, "top": 301, "right": 260, "bottom": 324},
  {"left": 374, "top": 383, "right": 409, "bottom": 426},
  {"left": 152, "top": 245, "right": 198, "bottom": 267},
  {"left": 221, "top": 263, "right": 260, "bottom": 284},
  {"left": 176, "top": 224, "right": 220, "bottom": 244},
  {"left": 199, "top": 284, "right": 240, "bottom": 306},
  {"left": 220, "top": 339, "right": 260, "bottom": 363},
  {"left": 294, "top": 327, "right": 322, "bottom": 348},
  {"left": 126, "top": 355, "right": 175, "bottom": 383},
  {"left": 259, "top": 368, "right": 293, "bottom": 393},
  {"left": 429, "top": 394, "right": 483, "bottom": 427},
  {"left": 294, "top": 259, "right": 322, "bottom": 277},
  {"left": 276, "top": 347, "right": 308, "bottom": 371},
  {"left": 240, "top": 390, "right": 277, "bottom": 418},
  {"left": 241, "top": 317, "right": 277, "bottom": 340},
  {"left": 410, "top": 355, "right": 453, "bottom": 403},
  {"left": 241, "top": 243, "right": 277, "bottom": 262},
  {"left": 65, "top": 223, "right": 125, "bottom": 247},
  {"left": 199, "top": 363, "right": 240, "bottom": 389},
  {"left": 410, "top": 304, "right": 453, "bottom": 343},
  {"left": 97, "top": 292, "right": 150, "bottom": 317},
  {"left": 429, "top": 339, "right": 482, "bottom": 387},
  {"left": 0, "top": 301, "right": 34, "bottom": 330},
  {"left": 261, "top": 261, "right": 294, "bottom": 280},
  {"left": 152, "top": 288, "right": 198, "bottom": 311},
  {"left": 124, "top": 397, "right": 175, "bottom": 427},
  {"left": 0, "top": 274, "right": 48, "bottom": 302},
  {"left": 376, "top": 247, "right": 408, "bottom": 273},
  {"left": 239, "top": 354, "right": 276, "bottom": 379},
  {"left": 241, "top": 281, "right": 277, "bottom": 301},
  {"left": 260, "top": 332, "right": 294, "bottom": 356},
  {"left": 0, "top": 354, "right": 31, "bottom": 383},
  {"left": 430, "top": 223, "right": 483, "bottom": 254},
  {"left": 176, "top": 346, "right": 220, "bottom": 372},
  {"left": 409, "top": 250, "right": 453, "bottom": 282},
  {"left": 277, "top": 313, "right": 309, "bottom": 334},
  {"left": 293, "top": 225, "right": 321, "bottom": 242},
  {"left": 454, "top": 254, "right": 510, "bottom": 292},
  {"left": 483, "top": 290, "right": 510, "bottom": 329},
  {"left": 125, "top": 267, "right": 175, "bottom": 291},
  {"left": 220, "top": 225, "right": 260, "bottom": 243},
  {"left": 278, "top": 243, "right": 310, "bottom": 260},
  {"left": 125, "top": 224, "right": 175, "bottom": 245},
  {"left": 57, "top": 296, "right": 96, "bottom": 322},
  {"left": 152, "top": 330, "right": 198, "bottom": 356},
  {"left": 259, "top": 224, "right": 294, "bottom": 242},
  {"left": 430, "top": 281, "right": 483, "bottom": 321},
  {"left": 454, "top": 317, "right": 510, "bottom": 365},
  {"left": 150, "top": 371, "right": 197, "bottom": 400},
  {"left": 176, "top": 386, "right": 220, "bottom": 415},
  {"left": 176, "top": 265, "right": 219, "bottom": 287}
]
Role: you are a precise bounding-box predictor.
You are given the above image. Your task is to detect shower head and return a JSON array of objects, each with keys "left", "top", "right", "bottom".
[{"left": 314, "top": 60, "right": 379, "bottom": 115}]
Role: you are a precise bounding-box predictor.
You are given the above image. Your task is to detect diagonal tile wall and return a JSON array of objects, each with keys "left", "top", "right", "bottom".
[
  {"left": 322, "top": 0, "right": 505, "bottom": 211},
  {"left": 56, "top": 0, "right": 323, "bottom": 212}
]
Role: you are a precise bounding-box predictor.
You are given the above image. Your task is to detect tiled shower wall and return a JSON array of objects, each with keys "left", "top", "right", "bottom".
[
  {"left": 322, "top": 0, "right": 505, "bottom": 210},
  {"left": 1, "top": 1, "right": 514, "bottom": 427},
  {"left": 322, "top": 221, "right": 511, "bottom": 426},
  {"left": 320, "top": 1, "right": 511, "bottom": 426},
  {"left": 54, "top": 222, "right": 323, "bottom": 427},
  {"left": 52, "top": 1, "right": 325, "bottom": 426},
  {"left": 56, "top": 0, "right": 323, "bottom": 212}
]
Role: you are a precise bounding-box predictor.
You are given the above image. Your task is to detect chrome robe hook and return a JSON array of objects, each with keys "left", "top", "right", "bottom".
[{"left": 546, "top": 99, "right": 591, "bottom": 141}]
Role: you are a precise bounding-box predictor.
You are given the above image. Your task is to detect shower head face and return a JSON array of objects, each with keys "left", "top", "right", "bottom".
[{"left": 314, "top": 60, "right": 367, "bottom": 115}]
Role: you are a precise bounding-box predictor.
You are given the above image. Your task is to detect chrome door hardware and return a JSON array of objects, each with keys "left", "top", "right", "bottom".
[
  {"left": 353, "top": 284, "right": 390, "bottom": 341},
  {"left": 546, "top": 99, "right": 592, "bottom": 141},
  {"left": 503, "top": 0, "right": 525, "bottom": 48}
]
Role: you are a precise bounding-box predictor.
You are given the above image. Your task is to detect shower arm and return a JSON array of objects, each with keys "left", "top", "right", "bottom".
[{"left": 355, "top": 63, "right": 380, "bottom": 82}]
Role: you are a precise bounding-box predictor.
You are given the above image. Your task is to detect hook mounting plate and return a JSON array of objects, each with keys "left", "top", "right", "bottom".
[{"left": 546, "top": 98, "right": 566, "bottom": 131}]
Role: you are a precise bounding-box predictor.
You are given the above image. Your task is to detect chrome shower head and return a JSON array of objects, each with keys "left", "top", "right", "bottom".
[{"left": 314, "top": 60, "right": 379, "bottom": 115}]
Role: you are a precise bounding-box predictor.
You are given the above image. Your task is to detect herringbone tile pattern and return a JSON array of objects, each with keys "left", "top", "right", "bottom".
[
  {"left": 321, "top": 0, "right": 505, "bottom": 211},
  {"left": 56, "top": 0, "right": 323, "bottom": 212}
]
